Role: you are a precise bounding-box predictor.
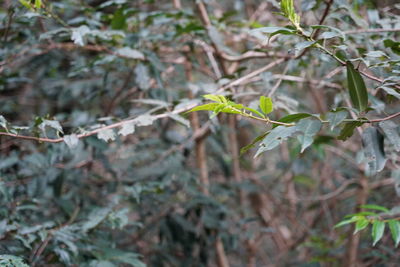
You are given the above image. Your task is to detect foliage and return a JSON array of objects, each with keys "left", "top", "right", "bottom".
[{"left": 1, "top": 0, "right": 400, "bottom": 265}]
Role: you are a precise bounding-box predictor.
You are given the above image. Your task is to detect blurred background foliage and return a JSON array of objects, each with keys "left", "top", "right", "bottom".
[{"left": 0, "top": 0, "right": 400, "bottom": 266}]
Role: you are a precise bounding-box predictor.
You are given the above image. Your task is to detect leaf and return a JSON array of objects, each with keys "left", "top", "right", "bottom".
[
  {"left": 64, "top": 134, "right": 79, "bottom": 149},
  {"left": 71, "top": 25, "right": 91, "bottom": 46},
  {"left": 19, "top": 0, "right": 32, "bottom": 9},
  {"left": 334, "top": 216, "right": 359, "bottom": 228},
  {"left": 255, "top": 126, "right": 297, "bottom": 157},
  {"left": 379, "top": 86, "right": 400, "bottom": 99},
  {"left": 379, "top": 121, "right": 400, "bottom": 152},
  {"left": 388, "top": 220, "right": 400, "bottom": 247},
  {"left": 337, "top": 121, "right": 363, "bottom": 141},
  {"left": 118, "top": 122, "right": 135, "bottom": 136},
  {"left": 346, "top": 61, "right": 369, "bottom": 112},
  {"left": 327, "top": 110, "right": 348, "bottom": 130},
  {"left": 82, "top": 208, "right": 112, "bottom": 233},
  {"left": 354, "top": 217, "right": 369, "bottom": 234},
  {"left": 362, "top": 127, "right": 386, "bottom": 175},
  {"left": 38, "top": 119, "right": 64, "bottom": 135},
  {"left": 203, "top": 94, "right": 226, "bottom": 103},
  {"left": 296, "top": 119, "right": 322, "bottom": 153},
  {"left": 0, "top": 115, "right": 8, "bottom": 131},
  {"left": 371, "top": 220, "right": 385, "bottom": 246},
  {"left": 294, "top": 41, "right": 315, "bottom": 55},
  {"left": 273, "top": 113, "right": 312, "bottom": 128},
  {"left": 35, "top": 0, "right": 42, "bottom": 9},
  {"left": 188, "top": 103, "right": 220, "bottom": 112},
  {"left": 0, "top": 255, "right": 30, "bottom": 267},
  {"left": 259, "top": 96, "right": 273, "bottom": 115},
  {"left": 97, "top": 129, "right": 116, "bottom": 142},
  {"left": 360, "top": 204, "right": 390, "bottom": 213},
  {"left": 243, "top": 106, "right": 265, "bottom": 118},
  {"left": 320, "top": 31, "right": 341, "bottom": 39},
  {"left": 135, "top": 63, "right": 151, "bottom": 90},
  {"left": 133, "top": 114, "right": 155, "bottom": 126},
  {"left": 116, "top": 47, "right": 145, "bottom": 60},
  {"left": 251, "top": 26, "right": 296, "bottom": 36}
]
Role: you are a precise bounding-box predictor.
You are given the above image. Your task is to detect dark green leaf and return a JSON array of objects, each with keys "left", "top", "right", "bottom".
[
  {"left": 240, "top": 132, "right": 269, "bottom": 155},
  {"left": 346, "top": 61, "right": 369, "bottom": 112},
  {"left": 273, "top": 113, "right": 312, "bottom": 128},
  {"left": 338, "top": 121, "right": 363, "bottom": 141},
  {"left": 255, "top": 126, "right": 297, "bottom": 157}
]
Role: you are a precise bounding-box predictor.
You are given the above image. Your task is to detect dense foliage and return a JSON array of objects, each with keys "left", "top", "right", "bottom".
[{"left": 1, "top": 0, "right": 400, "bottom": 266}]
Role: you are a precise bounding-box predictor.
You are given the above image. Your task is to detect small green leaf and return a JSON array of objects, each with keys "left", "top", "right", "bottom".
[
  {"left": 259, "top": 96, "right": 273, "bottom": 115},
  {"left": 346, "top": 61, "right": 369, "bottom": 112},
  {"left": 360, "top": 204, "right": 390, "bottom": 213},
  {"left": 354, "top": 217, "right": 369, "bottom": 234},
  {"left": 388, "top": 220, "right": 400, "bottom": 247},
  {"left": 243, "top": 107, "right": 265, "bottom": 119},
  {"left": 371, "top": 220, "right": 385, "bottom": 246}
]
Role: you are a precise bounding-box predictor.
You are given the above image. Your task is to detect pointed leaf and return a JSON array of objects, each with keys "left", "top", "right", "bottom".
[
  {"left": 327, "top": 110, "right": 348, "bottom": 130},
  {"left": 188, "top": 103, "right": 220, "bottom": 112},
  {"left": 338, "top": 121, "right": 363, "bottom": 141},
  {"left": 259, "top": 96, "right": 273, "bottom": 115},
  {"left": 240, "top": 132, "right": 269, "bottom": 155},
  {"left": 372, "top": 220, "right": 385, "bottom": 246},
  {"left": 346, "top": 61, "right": 369, "bottom": 112},
  {"left": 296, "top": 119, "right": 322, "bottom": 152},
  {"left": 388, "top": 220, "right": 400, "bottom": 247},
  {"left": 354, "top": 217, "right": 369, "bottom": 234},
  {"left": 360, "top": 204, "right": 390, "bottom": 213},
  {"left": 203, "top": 94, "right": 224, "bottom": 103},
  {"left": 334, "top": 216, "right": 359, "bottom": 228},
  {"left": 274, "top": 113, "right": 312, "bottom": 128},
  {"left": 255, "top": 126, "right": 297, "bottom": 157}
]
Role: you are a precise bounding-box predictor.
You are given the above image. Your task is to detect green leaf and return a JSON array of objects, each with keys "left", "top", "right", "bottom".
[
  {"left": 388, "top": 220, "right": 400, "bottom": 247},
  {"left": 255, "top": 126, "right": 297, "bottom": 157},
  {"left": 259, "top": 96, "right": 273, "bottom": 115},
  {"left": 135, "top": 63, "right": 151, "bottom": 90},
  {"left": 251, "top": 26, "right": 296, "bottom": 36},
  {"left": 354, "top": 217, "right": 369, "bottom": 234},
  {"left": 203, "top": 94, "right": 225, "bottom": 103},
  {"left": 188, "top": 103, "right": 220, "bottom": 112},
  {"left": 346, "top": 61, "right": 369, "bottom": 112},
  {"left": 337, "top": 121, "right": 363, "bottom": 141},
  {"left": 362, "top": 127, "right": 387, "bottom": 175},
  {"left": 360, "top": 204, "right": 390, "bottom": 213},
  {"left": 371, "top": 220, "right": 385, "bottom": 246},
  {"left": 296, "top": 119, "right": 322, "bottom": 153},
  {"left": 334, "top": 216, "right": 359, "bottom": 228},
  {"left": 273, "top": 113, "right": 312, "bottom": 128},
  {"left": 379, "top": 121, "right": 400, "bottom": 152},
  {"left": 327, "top": 110, "right": 348, "bottom": 130},
  {"left": 19, "top": 0, "right": 32, "bottom": 9},
  {"left": 294, "top": 41, "right": 316, "bottom": 55},
  {"left": 35, "top": 0, "right": 42, "bottom": 9}
]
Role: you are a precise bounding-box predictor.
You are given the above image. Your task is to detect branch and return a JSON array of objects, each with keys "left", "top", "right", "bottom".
[{"left": 0, "top": 104, "right": 197, "bottom": 143}]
